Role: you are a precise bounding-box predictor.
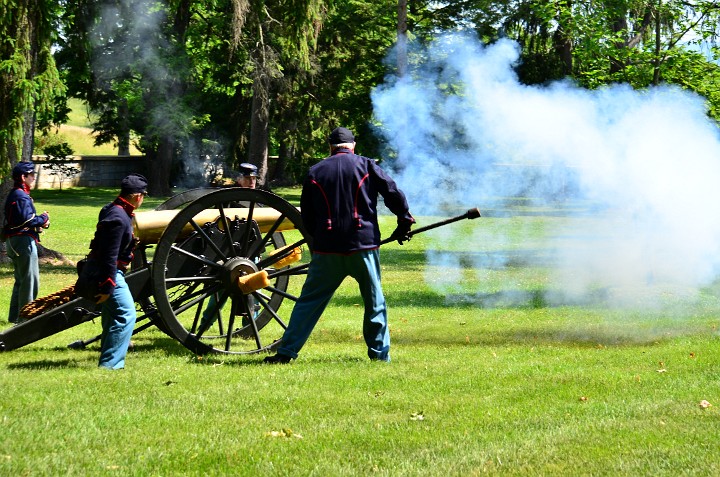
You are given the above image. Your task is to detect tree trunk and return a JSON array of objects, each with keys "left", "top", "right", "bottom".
[
  {"left": 274, "top": 124, "right": 294, "bottom": 186},
  {"left": 553, "top": 0, "right": 573, "bottom": 76},
  {"left": 397, "top": 0, "right": 408, "bottom": 78},
  {"left": 248, "top": 73, "right": 270, "bottom": 186},
  {"left": 652, "top": 1, "right": 662, "bottom": 86},
  {"left": 117, "top": 98, "right": 131, "bottom": 156},
  {"left": 4, "top": 138, "right": 19, "bottom": 165},
  {"left": 147, "top": 136, "right": 174, "bottom": 196},
  {"left": 610, "top": 14, "right": 628, "bottom": 74},
  {"left": 21, "top": 4, "right": 38, "bottom": 163},
  {"left": 21, "top": 110, "right": 35, "bottom": 162},
  {"left": 0, "top": 178, "right": 12, "bottom": 263}
]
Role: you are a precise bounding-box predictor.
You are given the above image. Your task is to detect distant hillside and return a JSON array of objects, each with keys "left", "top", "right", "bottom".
[{"left": 36, "top": 98, "right": 141, "bottom": 156}]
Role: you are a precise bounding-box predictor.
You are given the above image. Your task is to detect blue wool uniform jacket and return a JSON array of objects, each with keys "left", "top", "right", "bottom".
[
  {"left": 301, "top": 148, "right": 414, "bottom": 254},
  {"left": 88, "top": 197, "right": 137, "bottom": 294},
  {"left": 3, "top": 184, "right": 48, "bottom": 242}
]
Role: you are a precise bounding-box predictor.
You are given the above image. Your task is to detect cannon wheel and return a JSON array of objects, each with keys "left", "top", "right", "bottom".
[
  {"left": 154, "top": 187, "right": 216, "bottom": 211},
  {"left": 151, "top": 188, "right": 310, "bottom": 355},
  {"left": 149, "top": 187, "right": 289, "bottom": 339},
  {"left": 131, "top": 188, "right": 225, "bottom": 336}
]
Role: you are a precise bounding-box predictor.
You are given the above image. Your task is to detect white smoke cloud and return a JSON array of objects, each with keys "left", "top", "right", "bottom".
[{"left": 372, "top": 33, "right": 720, "bottom": 308}]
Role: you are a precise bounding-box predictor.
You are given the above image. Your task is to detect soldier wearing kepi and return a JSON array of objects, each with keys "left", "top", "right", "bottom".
[
  {"left": 83, "top": 174, "right": 147, "bottom": 369},
  {"left": 264, "top": 127, "right": 415, "bottom": 364},
  {"left": 198, "top": 162, "right": 258, "bottom": 331},
  {"left": 3, "top": 161, "right": 50, "bottom": 324},
  {"left": 235, "top": 162, "right": 258, "bottom": 189}
]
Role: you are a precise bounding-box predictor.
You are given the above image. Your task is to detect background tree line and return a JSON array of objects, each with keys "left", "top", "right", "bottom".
[{"left": 2, "top": 0, "right": 719, "bottom": 196}]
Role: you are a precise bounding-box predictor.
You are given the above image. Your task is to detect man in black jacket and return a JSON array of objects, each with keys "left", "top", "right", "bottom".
[
  {"left": 265, "top": 127, "right": 414, "bottom": 363},
  {"left": 82, "top": 174, "right": 147, "bottom": 369}
]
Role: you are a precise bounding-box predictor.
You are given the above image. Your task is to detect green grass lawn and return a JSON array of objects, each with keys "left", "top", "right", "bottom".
[{"left": 1, "top": 188, "right": 718, "bottom": 476}]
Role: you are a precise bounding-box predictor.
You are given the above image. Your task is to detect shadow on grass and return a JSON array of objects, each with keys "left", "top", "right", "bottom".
[
  {"left": 3, "top": 333, "right": 190, "bottom": 370},
  {"left": 188, "top": 352, "right": 367, "bottom": 367},
  {"left": 381, "top": 247, "right": 558, "bottom": 270},
  {"left": 32, "top": 187, "right": 121, "bottom": 208},
  {"left": 391, "top": 327, "right": 680, "bottom": 348},
  {"left": 128, "top": 335, "right": 191, "bottom": 356},
  {"left": 380, "top": 248, "right": 434, "bottom": 269},
  {"left": 5, "top": 353, "right": 97, "bottom": 370},
  {"left": 32, "top": 187, "right": 169, "bottom": 208},
  {"left": 332, "top": 287, "right": 612, "bottom": 310}
]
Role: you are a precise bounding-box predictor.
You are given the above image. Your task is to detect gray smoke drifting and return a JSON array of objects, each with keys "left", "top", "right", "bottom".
[
  {"left": 90, "top": 0, "right": 223, "bottom": 187},
  {"left": 372, "top": 33, "right": 720, "bottom": 308}
]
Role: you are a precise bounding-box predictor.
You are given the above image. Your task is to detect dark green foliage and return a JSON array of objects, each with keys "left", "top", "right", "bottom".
[
  {"left": 42, "top": 142, "right": 74, "bottom": 159},
  {"left": 4, "top": 0, "right": 720, "bottom": 187}
]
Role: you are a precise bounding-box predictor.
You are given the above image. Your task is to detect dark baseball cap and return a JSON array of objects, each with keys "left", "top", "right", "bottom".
[{"left": 328, "top": 127, "right": 355, "bottom": 145}]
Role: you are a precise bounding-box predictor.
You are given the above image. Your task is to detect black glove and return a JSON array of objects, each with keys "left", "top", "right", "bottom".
[{"left": 389, "top": 222, "right": 413, "bottom": 245}]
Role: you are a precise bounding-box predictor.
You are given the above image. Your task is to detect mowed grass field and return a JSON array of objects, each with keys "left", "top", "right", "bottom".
[{"left": 1, "top": 188, "right": 719, "bottom": 476}]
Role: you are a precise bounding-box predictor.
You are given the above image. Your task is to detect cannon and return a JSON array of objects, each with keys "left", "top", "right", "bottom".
[{"left": 0, "top": 187, "right": 480, "bottom": 356}]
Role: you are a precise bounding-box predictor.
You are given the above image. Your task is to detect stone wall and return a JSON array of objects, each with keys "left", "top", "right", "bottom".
[{"left": 30, "top": 155, "right": 148, "bottom": 190}]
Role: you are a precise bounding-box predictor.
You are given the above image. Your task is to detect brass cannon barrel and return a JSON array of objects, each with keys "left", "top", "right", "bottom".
[{"left": 133, "top": 207, "right": 298, "bottom": 244}]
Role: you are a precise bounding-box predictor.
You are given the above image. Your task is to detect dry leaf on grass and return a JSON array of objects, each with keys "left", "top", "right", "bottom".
[{"left": 266, "top": 428, "right": 303, "bottom": 439}]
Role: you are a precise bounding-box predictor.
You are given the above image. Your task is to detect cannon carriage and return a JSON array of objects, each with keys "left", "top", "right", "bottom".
[
  {"left": 0, "top": 188, "right": 312, "bottom": 355},
  {"left": 0, "top": 187, "right": 480, "bottom": 356}
]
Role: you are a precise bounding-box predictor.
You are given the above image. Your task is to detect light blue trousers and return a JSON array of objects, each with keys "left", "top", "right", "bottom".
[
  {"left": 99, "top": 271, "right": 136, "bottom": 369},
  {"left": 278, "top": 249, "right": 390, "bottom": 361},
  {"left": 6, "top": 235, "right": 40, "bottom": 323}
]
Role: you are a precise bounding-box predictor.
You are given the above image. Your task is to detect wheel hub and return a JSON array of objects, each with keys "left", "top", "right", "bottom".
[{"left": 222, "top": 257, "right": 258, "bottom": 293}]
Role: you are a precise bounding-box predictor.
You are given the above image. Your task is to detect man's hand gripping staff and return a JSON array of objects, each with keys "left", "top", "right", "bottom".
[
  {"left": 388, "top": 219, "right": 414, "bottom": 245},
  {"left": 381, "top": 207, "right": 482, "bottom": 246}
]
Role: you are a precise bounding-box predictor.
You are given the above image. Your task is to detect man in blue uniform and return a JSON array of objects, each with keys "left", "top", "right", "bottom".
[
  {"left": 3, "top": 161, "right": 50, "bottom": 324},
  {"left": 235, "top": 162, "right": 258, "bottom": 189},
  {"left": 84, "top": 173, "right": 147, "bottom": 369},
  {"left": 264, "top": 127, "right": 414, "bottom": 364}
]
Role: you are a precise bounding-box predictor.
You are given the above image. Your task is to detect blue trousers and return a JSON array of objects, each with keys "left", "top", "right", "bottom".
[
  {"left": 6, "top": 235, "right": 40, "bottom": 323},
  {"left": 200, "top": 293, "right": 228, "bottom": 331},
  {"left": 278, "top": 249, "right": 390, "bottom": 361},
  {"left": 99, "top": 271, "right": 136, "bottom": 369}
]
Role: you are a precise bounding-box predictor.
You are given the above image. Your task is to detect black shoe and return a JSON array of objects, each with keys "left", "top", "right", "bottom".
[{"left": 263, "top": 353, "right": 292, "bottom": 364}]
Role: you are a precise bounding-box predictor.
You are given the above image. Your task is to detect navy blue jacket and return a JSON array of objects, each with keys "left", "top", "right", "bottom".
[
  {"left": 87, "top": 197, "right": 138, "bottom": 294},
  {"left": 301, "top": 148, "right": 414, "bottom": 254},
  {"left": 3, "top": 183, "right": 48, "bottom": 242}
]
